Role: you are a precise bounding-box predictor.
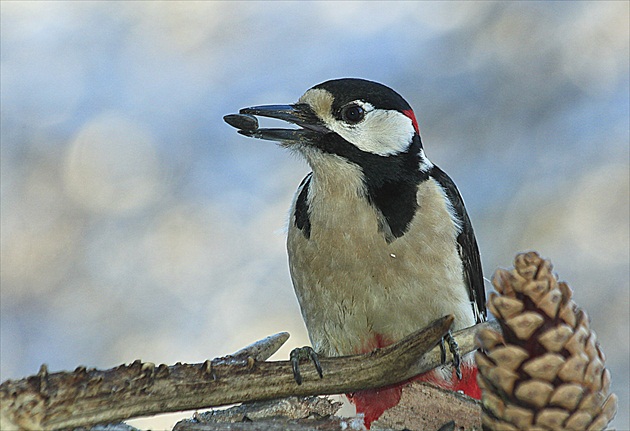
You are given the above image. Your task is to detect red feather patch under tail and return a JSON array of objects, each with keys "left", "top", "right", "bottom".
[
  {"left": 412, "top": 363, "right": 481, "bottom": 399},
  {"left": 348, "top": 364, "right": 480, "bottom": 429},
  {"left": 347, "top": 384, "right": 402, "bottom": 429}
]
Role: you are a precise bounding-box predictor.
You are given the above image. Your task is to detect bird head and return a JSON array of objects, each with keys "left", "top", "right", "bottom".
[{"left": 232, "top": 78, "right": 431, "bottom": 176}]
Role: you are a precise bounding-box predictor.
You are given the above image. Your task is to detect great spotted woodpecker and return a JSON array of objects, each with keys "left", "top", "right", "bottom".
[{"left": 225, "top": 78, "right": 486, "bottom": 427}]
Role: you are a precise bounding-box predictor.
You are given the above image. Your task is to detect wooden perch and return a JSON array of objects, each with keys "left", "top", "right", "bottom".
[{"left": 1, "top": 316, "right": 500, "bottom": 430}]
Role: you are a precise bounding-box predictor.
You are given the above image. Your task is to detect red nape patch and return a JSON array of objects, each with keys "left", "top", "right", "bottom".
[{"left": 402, "top": 109, "right": 420, "bottom": 134}]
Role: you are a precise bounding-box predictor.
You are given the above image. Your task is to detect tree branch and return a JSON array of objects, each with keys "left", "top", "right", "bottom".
[{"left": 1, "top": 316, "right": 498, "bottom": 430}]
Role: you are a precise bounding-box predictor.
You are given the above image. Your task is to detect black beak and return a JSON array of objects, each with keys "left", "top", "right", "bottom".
[{"left": 223, "top": 104, "right": 329, "bottom": 143}]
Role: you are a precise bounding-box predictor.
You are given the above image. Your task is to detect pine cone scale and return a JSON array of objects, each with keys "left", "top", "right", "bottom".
[{"left": 476, "top": 252, "right": 617, "bottom": 430}]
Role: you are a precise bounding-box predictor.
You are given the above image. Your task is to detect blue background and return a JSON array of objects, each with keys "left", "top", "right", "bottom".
[{"left": 2, "top": 2, "right": 628, "bottom": 428}]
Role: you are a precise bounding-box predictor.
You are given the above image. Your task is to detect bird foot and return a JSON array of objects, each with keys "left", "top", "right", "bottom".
[
  {"left": 439, "top": 330, "right": 462, "bottom": 380},
  {"left": 289, "top": 346, "right": 323, "bottom": 385}
]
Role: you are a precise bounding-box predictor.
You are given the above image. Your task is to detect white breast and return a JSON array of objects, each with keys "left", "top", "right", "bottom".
[{"left": 287, "top": 159, "right": 475, "bottom": 357}]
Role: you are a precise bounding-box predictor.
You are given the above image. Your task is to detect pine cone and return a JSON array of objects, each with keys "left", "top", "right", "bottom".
[{"left": 476, "top": 251, "right": 617, "bottom": 431}]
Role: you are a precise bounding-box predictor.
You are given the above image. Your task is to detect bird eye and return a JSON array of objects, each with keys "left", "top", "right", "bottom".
[{"left": 341, "top": 104, "right": 365, "bottom": 124}]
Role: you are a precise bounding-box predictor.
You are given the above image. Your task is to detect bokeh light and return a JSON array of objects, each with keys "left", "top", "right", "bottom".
[{"left": 1, "top": 2, "right": 628, "bottom": 429}]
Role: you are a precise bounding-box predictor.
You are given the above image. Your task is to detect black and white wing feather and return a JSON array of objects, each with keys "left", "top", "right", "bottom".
[{"left": 430, "top": 167, "right": 486, "bottom": 324}]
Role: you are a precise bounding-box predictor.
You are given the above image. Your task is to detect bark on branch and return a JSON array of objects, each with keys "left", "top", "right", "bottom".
[{"left": 1, "top": 316, "right": 499, "bottom": 430}]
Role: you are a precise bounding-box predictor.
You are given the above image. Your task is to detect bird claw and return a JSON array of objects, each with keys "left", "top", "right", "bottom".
[
  {"left": 439, "top": 330, "right": 462, "bottom": 380},
  {"left": 289, "top": 346, "right": 323, "bottom": 385}
]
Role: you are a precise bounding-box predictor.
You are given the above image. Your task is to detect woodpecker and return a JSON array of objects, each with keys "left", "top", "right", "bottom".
[{"left": 224, "top": 78, "right": 486, "bottom": 427}]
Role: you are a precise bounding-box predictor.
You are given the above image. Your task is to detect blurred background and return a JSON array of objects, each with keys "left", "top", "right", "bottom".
[{"left": 1, "top": 1, "right": 628, "bottom": 429}]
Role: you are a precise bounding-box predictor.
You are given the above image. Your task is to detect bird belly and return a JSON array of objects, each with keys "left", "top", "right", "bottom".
[{"left": 287, "top": 178, "right": 475, "bottom": 357}]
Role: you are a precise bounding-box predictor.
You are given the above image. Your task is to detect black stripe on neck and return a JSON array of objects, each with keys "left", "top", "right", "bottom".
[
  {"left": 294, "top": 173, "right": 312, "bottom": 239},
  {"left": 313, "top": 133, "right": 427, "bottom": 240}
]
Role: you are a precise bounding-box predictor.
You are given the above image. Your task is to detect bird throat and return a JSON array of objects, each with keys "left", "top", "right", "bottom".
[
  {"left": 294, "top": 170, "right": 419, "bottom": 243},
  {"left": 294, "top": 139, "right": 427, "bottom": 243}
]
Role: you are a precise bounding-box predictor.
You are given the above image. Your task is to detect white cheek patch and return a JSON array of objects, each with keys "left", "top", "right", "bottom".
[{"left": 326, "top": 106, "right": 416, "bottom": 156}]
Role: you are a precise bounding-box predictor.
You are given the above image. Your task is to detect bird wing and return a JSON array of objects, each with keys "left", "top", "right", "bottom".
[{"left": 429, "top": 167, "right": 487, "bottom": 323}]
